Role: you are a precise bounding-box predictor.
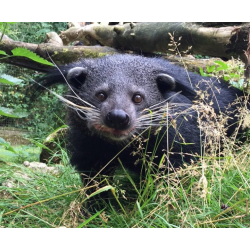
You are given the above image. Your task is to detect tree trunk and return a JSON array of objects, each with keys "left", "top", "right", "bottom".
[
  {"left": 0, "top": 22, "right": 250, "bottom": 75},
  {"left": 0, "top": 36, "right": 118, "bottom": 72},
  {"left": 60, "top": 22, "right": 250, "bottom": 59}
]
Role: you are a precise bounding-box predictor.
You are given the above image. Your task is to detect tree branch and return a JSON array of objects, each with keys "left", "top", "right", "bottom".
[
  {"left": 0, "top": 36, "right": 118, "bottom": 72},
  {"left": 59, "top": 22, "right": 250, "bottom": 60},
  {"left": 1, "top": 22, "right": 250, "bottom": 73}
]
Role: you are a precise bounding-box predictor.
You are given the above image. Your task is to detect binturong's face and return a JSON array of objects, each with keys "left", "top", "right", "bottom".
[{"left": 65, "top": 55, "right": 180, "bottom": 142}]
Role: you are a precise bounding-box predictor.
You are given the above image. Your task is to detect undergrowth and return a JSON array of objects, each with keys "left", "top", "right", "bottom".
[
  {"left": 0, "top": 162, "right": 83, "bottom": 228},
  {"left": 0, "top": 139, "right": 249, "bottom": 227}
]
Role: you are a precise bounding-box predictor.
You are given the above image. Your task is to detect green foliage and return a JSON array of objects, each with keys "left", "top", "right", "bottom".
[
  {"left": 199, "top": 59, "right": 246, "bottom": 89},
  {"left": 0, "top": 73, "right": 65, "bottom": 137},
  {"left": 0, "top": 74, "right": 24, "bottom": 85},
  {"left": 0, "top": 81, "right": 66, "bottom": 139},
  {"left": 11, "top": 48, "right": 54, "bottom": 66},
  {"left": 0, "top": 107, "right": 28, "bottom": 118},
  {"left": 0, "top": 23, "right": 56, "bottom": 123},
  {"left": 0, "top": 162, "right": 82, "bottom": 228},
  {"left": 26, "top": 85, "right": 66, "bottom": 139},
  {"left": 0, "top": 80, "right": 66, "bottom": 142},
  {"left": 1, "top": 146, "right": 249, "bottom": 228},
  {"left": 0, "top": 137, "right": 16, "bottom": 153},
  {"left": 0, "top": 51, "right": 7, "bottom": 56},
  {"left": 0, "top": 22, "right": 66, "bottom": 138},
  {"left": 195, "top": 55, "right": 210, "bottom": 59},
  {"left": 0, "top": 137, "right": 39, "bottom": 163},
  {"left": 0, "top": 75, "right": 29, "bottom": 119},
  {"left": 6, "top": 22, "right": 68, "bottom": 44},
  {"left": 0, "top": 47, "right": 54, "bottom": 66},
  {"left": 0, "top": 23, "right": 17, "bottom": 41}
]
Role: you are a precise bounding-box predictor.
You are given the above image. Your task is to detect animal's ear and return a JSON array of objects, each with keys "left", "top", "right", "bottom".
[
  {"left": 67, "top": 67, "right": 88, "bottom": 88},
  {"left": 156, "top": 73, "right": 176, "bottom": 93}
]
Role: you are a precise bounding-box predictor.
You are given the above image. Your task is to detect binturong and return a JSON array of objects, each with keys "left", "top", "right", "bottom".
[{"left": 38, "top": 54, "right": 249, "bottom": 209}]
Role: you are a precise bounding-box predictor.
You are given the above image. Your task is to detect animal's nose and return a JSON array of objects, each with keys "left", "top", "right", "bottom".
[{"left": 105, "top": 109, "right": 130, "bottom": 130}]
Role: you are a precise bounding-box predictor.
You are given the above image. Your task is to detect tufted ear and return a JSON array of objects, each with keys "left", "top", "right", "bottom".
[
  {"left": 156, "top": 73, "right": 176, "bottom": 93},
  {"left": 67, "top": 67, "right": 88, "bottom": 88}
]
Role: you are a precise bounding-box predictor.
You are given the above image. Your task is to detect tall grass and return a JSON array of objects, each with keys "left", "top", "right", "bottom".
[{"left": 0, "top": 116, "right": 249, "bottom": 228}]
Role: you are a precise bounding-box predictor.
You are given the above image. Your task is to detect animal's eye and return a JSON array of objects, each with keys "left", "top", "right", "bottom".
[
  {"left": 132, "top": 94, "right": 143, "bottom": 104},
  {"left": 96, "top": 92, "right": 107, "bottom": 102}
]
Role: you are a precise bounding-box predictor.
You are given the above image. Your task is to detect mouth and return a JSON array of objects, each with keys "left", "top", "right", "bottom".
[{"left": 93, "top": 124, "right": 134, "bottom": 141}]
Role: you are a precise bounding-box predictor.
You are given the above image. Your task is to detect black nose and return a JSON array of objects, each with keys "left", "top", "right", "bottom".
[{"left": 105, "top": 109, "right": 130, "bottom": 130}]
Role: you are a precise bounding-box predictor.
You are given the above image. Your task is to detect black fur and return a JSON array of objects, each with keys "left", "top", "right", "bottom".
[{"left": 39, "top": 54, "right": 249, "bottom": 205}]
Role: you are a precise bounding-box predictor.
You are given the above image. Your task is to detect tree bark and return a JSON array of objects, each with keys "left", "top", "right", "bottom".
[
  {"left": 0, "top": 36, "right": 118, "bottom": 72},
  {"left": 0, "top": 22, "right": 250, "bottom": 74},
  {"left": 60, "top": 22, "right": 250, "bottom": 59}
]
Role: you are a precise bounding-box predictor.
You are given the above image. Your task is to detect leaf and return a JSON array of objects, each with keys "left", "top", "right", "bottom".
[
  {"left": 7, "top": 146, "right": 17, "bottom": 154},
  {"left": 206, "top": 65, "right": 215, "bottom": 73},
  {"left": 0, "top": 137, "right": 7, "bottom": 144},
  {"left": 199, "top": 67, "right": 205, "bottom": 76},
  {"left": 0, "top": 50, "right": 7, "bottom": 56},
  {"left": 238, "top": 79, "right": 245, "bottom": 87},
  {"left": 0, "top": 74, "right": 23, "bottom": 85},
  {"left": 199, "top": 67, "right": 211, "bottom": 77},
  {"left": 0, "top": 138, "right": 16, "bottom": 153},
  {"left": 11, "top": 47, "right": 54, "bottom": 66},
  {"left": 28, "top": 139, "right": 53, "bottom": 151},
  {"left": 214, "top": 61, "right": 228, "bottom": 70},
  {"left": 78, "top": 209, "right": 105, "bottom": 228},
  {"left": 0, "top": 107, "right": 29, "bottom": 118},
  {"left": 230, "top": 73, "right": 240, "bottom": 78},
  {"left": 136, "top": 201, "right": 144, "bottom": 219},
  {"left": 87, "top": 185, "right": 114, "bottom": 199},
  {"left": 0, "top": 148, "right": 18, "bottom": 159}
]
